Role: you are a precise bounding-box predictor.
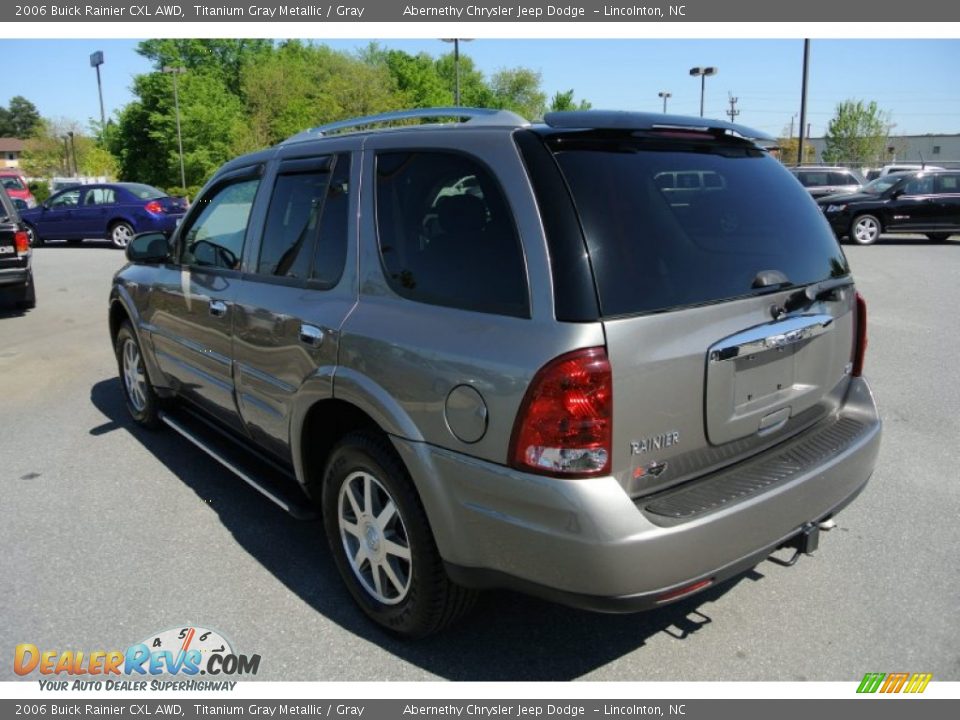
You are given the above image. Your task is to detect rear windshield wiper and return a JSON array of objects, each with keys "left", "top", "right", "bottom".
[{"left": 783, "top": 276, "right": 854, "bottom": 313}]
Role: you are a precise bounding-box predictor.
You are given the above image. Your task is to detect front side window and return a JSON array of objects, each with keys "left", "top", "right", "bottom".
[
  {"left": 903, "top": 176, "right": 934, "bottom": 195},
  {"left": 181, "top": 178, "right": 259, "bottom": 270},
  {"left": 375, "top": 150, "right": 528, "bottom": 317},
  {"left": 49, "top": 189, "right": 81, "bottom": 208}
]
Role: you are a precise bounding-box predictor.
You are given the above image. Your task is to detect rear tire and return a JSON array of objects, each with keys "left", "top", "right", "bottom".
[
  {"left": 926, "top": 233, "right": 950, "bottom": 242},
  {"left": 115, "top": 321, "right": 161, "bottom": 429},
  {"left": 851, "top": 214, "right": 882, "bottom": 245},
  {"left": 321, "top": 431, "right": 477, "bottom": 637},
  {"left": 25, "top": 225, "right": 42, "bottom": 247},
  {"left": 109, "top": 221, "right": 135, "bottom": 250}
]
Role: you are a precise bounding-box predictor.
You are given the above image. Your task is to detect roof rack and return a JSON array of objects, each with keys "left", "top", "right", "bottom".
[
  {"left": 281, "top": 107, "right": 529, "bottom": 145},
  {"left": 542, "top": 110, "right": 775, "bottom": 142}
]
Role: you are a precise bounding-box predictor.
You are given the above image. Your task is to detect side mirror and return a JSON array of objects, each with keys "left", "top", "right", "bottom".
[{"left": 126, "top": 232, "right": 171, "bottom": 264}]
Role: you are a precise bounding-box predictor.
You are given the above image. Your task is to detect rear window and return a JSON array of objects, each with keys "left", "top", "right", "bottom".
[
  {"left": 121, "top": 183, "right": 166, "bottom": 200},
  {"left": 550, "top": 138, "right": 849, "bottom": 317}
]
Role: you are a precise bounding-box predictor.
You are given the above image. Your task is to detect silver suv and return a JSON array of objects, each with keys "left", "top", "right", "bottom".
[{"left": 109, "top": 108, "right": 881, "bottom": 637}]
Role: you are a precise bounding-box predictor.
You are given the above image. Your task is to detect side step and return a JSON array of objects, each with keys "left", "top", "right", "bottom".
[{"left": 159, "top": 409, "right": 318, "bottom": 520}]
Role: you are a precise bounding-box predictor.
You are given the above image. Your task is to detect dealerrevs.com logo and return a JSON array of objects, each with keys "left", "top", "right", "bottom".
[
  {"left": 14, "top": 626, "right": 260, "bottom": 690},
  {"left": 857, "top": 672, "right": 932, "bottom": 694}
]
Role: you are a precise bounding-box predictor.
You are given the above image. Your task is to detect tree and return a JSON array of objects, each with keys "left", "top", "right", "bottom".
[
  {"left": 0, "top": 96, "right": 42, "bottom": 137},
  {"left": 549, "top": 89, "right": 592, "bottom": 112},
  {"left": 19, "top": 118, "right": 118, "bottom": 177},
  {"left": 109, "top": 70, "right": 245, "bottom": 187},
  {"left": 435, "top": 53, "right": 495, "bottom": 108},
  {"left": 136, "top": 39, "right": 273, "bottom": 96},
  {"left": 776, "top": 125, "right": 817, "bottom": 165},
  {"left": 490, "top": 68, "right": 547, "bottom": 120},
  {"left": 822, "top": 100, "right": 891, "bottom": 165},
  {"left": 238, "top": 41, "right": 404, "bottom": 150},
  {"left": 361, "top": 44, "right": 452, "bottom": 108}
]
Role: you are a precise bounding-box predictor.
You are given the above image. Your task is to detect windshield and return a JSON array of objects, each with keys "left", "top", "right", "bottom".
[
  {"left": 1, "top": 176, "right": 27, "bottom": 191},
  {"left": 862, "top": 176, "right": 904, "bottom": 194},
  {"left": 550, "top": 138, "right": 849, "bottom": 317}
]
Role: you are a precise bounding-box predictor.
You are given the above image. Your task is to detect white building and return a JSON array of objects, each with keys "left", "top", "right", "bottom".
[{"left": 805, "top": 133, "right": 960, "bottom": 168}]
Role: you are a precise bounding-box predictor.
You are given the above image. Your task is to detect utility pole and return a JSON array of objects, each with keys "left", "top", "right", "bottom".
[
  {"left": 797, "top": 39, "right": 810, "bottom": 167},
  {"left": 726, "top": 94, "right": 740, "bottom": 123}
]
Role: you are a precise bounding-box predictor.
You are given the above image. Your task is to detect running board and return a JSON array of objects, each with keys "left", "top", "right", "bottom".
[{"left": 158, "top": 410, "right": 318, "bottom": 520}]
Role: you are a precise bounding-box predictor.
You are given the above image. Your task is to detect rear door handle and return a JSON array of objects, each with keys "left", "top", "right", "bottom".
[
  {"left": 209, "top": 300, "right": 228, "bottom": 318},
  {"left": 299, "top": 324, "right": 324, "bottom": 348}
]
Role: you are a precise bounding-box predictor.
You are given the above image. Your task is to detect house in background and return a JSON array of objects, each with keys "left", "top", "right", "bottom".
[{"left": 0, "top": 138, "right": 25, "bottom": 169}]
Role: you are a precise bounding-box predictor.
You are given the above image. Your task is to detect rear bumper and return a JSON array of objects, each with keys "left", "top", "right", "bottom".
[
  {"left": 393, "top": 376, "right": 880, "bottom": 610},
  {"left": 0, "top": 265, "right": 31, "bottom": 287}
]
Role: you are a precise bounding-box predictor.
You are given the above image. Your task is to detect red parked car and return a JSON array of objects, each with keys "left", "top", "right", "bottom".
[{"left": 0, "top": 171, "right": 37, "bottom": 209}]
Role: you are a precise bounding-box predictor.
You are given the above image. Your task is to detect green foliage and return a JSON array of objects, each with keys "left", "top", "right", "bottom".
[
  {"left": 490, "top": 68, "right": 547, "bottom": 120},
  {"left": 549, "top": 90, "right": 592, "bottom": 112},
  {"left": 362, "top": 43, "right": 452, "bottom": 108},
  {"left": 28, "top": 180, "right": 50, "bottom": 203},
  {"left": 435, "top": 53, "right": 495, "bottom": 107},
  {"left": 19, "top": 118, "right": 119, "bottom": 177},
  {"left": 238, "top": 41, "right": 404, "bottom": 149},
  {"left": 137, "top": 39, "right": 273, "bottom": 95},
  {"left": 0, "top": 96, "right": 42, "bottom": 137},
  {"left": 165, "top": 185, "right": 203, "bottom": 201},
  {"left": 822, "top": 100, "right": 892, "bottom": 165}
]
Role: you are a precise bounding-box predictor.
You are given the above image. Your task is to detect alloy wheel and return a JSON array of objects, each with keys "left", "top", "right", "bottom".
[{"left": 122, "top": 338, "right": 148, "bottom": 413}]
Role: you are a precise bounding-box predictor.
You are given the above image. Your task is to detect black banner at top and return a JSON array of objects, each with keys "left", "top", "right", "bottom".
[{"left": 3, "top": 0, "right": 959, "bottom": 23}]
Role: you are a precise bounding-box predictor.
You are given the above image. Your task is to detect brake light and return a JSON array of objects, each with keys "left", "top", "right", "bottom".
[
  {"left": 509, "top": 347, "right": 612, "bottom": 477},
  {"left": 852, "top": 292, "right": 867, "bottom": 377},
  {"left": 144, "top": 200, "right": 163, "bottom": 214},
  {"left": 14, "top": 230, "right": 30, "bottom": 256}
]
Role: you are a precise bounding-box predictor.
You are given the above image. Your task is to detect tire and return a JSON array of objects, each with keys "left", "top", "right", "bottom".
[
  {"left": 321, "top": 431, "right": 477, "bottom": 637},
  {"left": 25, "top": 224, "right": 42, "bottom": 247},
  {"left": 109, "top": 221, "right": 135, "bottom": 250},
  {"left": 926, "top": 233, "right": 950, "bottom": 242},
  {"left": 115, "top": 321, "right": 161, "bottom": 428},
  {"left": 850, "top": 214, "right": 882, "bottom": 245},
  {"left": 18, "top": 274, "right": 36, "bottom": 310}
]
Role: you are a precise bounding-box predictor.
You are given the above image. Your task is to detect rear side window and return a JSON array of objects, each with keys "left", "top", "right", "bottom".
[
  {"left": 829, "top": 171, "right": 856, "bottom": 185},
  {"left": 797, "top": 171, "right": 828, "bottom": 187},
  {"left": 936, "top": 174, "right": 960, "bottom": 193},
  {"left": 84, "top": 188, "right": 116, "bottom": 206},
  {"left": 257, "top": 153, "right": 349, "bottom": 286},
  {"left": 549, "top": 138, "right": 849, "bottom": 317},
  {"left": 375, "top": 150, "right": 528, "bottom": 317}
]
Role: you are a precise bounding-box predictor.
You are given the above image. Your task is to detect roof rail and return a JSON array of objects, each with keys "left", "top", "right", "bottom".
[
  {"left": 542, "top": 110, "right": 775, "bottom": 142},
  {"left": 281, "top": 107, "right": 529, "bottom": 145}
]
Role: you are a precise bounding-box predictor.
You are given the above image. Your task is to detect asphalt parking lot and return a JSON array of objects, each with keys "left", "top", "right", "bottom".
[{"left": 2, "top": 237, "right": 959, "bottom": 682}]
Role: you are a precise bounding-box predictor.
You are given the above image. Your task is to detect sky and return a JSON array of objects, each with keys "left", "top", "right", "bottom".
[{"left": 1, "top": 38, "right": 958, "bottom": 139}]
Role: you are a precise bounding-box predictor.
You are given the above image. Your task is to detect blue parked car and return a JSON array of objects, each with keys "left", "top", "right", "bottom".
[{"left": 22, "top": 183, "right": 187, "bottom": 249}]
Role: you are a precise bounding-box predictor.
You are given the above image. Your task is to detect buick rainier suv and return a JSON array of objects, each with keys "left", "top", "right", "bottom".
[{"left": 109, "top": 109, "right": 881, "bottom": 637}]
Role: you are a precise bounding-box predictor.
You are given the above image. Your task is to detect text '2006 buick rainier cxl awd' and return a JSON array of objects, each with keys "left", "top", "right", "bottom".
[{"left": 108, "top": 109, "right": 881, "bottom": 637}]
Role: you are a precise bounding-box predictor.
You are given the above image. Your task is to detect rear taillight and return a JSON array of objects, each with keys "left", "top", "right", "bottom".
[
  {"left": 509, "top": 347, "right": 612, "bottom": 477},
  {"left": 145, "top": 200, "right": 163, "bottom": 214},
  {"left": 14, "top": 230, "right": 30, "bottom": 256},
  {"left": 852, "top": 292, "right": 867, "bottom": 377}
]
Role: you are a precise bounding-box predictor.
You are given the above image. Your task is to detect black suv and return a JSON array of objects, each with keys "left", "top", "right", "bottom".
[
  {"left": 819, "top": 170, "right": 960, "bottom": 244},
  {"left": 0, "top": 185, "right": 34, "bottom": 310}
]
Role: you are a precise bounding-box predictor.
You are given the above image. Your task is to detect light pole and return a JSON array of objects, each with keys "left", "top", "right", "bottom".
[
  {"left": 658, "top": 91, "right": 672, "bottom": 113},
  {"left": 67, "top": 131, "right": 79, "bottom": 178},
  {"left": 162, "top": 66, "right": 187, "bottom": 190},
  {"left": 440, "top": 39, "right": 473, "bottom": 107},
  {"left": 689, "top": 66, "right": 718, "bottom": 117},
  {"left": 90, "top": 51, "right": 106, "bottom": 136}
]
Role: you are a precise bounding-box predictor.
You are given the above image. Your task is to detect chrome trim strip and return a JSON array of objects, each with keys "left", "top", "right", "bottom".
[{"left": 709, "top": 313, "right": 834, "bottom": 363}]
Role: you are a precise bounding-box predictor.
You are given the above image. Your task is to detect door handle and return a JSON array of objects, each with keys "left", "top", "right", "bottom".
[
  {"left": 299, "top": 324, "right": 324, "bottom": 348},
  {"left": 209, "top": 300, "right": 228, "bottom": 318}
]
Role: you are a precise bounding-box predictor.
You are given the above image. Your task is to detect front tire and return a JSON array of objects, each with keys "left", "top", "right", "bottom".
[
  {"left": 321, "top": 432, "right": 476, "bottom": 637},
  {"left": 926, "top": 233, "right": 950, "bottom": 242},
  {"left": 109, "top": 221, "right": 135, "bottom": 249},
  {"left": 115, "top": 321, "right": 161, "bottom": 428},
  {"left": 851, "top": 214, "right": 882, "bottom": 245}
]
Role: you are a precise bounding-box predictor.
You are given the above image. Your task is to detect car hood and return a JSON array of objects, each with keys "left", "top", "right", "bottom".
[{"left": 817, "top": 191, "right": 877, "bottom": 205}]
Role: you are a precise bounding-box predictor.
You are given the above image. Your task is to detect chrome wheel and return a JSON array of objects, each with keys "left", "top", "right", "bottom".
[
  {"left": 337, "top": 470, "right": 412, "bottom": 605},
  {"left": 852, "top": 215, "right": 880, "bottom": 245},
  {"left": 111, "top": 223, "right": 134, "bottom": 249},
  {"left": 122, "top": 338, "right": 148, "bottom": 413}
]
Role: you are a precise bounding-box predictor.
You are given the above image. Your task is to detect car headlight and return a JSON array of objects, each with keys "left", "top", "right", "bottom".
[{"left": 825, "top": 204, "right": 847, "bottom": 213}]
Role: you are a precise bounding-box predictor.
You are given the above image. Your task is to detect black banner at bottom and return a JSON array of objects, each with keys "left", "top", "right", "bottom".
[{"left": 1, "top": 699, "right": 956, "bottom": 720}]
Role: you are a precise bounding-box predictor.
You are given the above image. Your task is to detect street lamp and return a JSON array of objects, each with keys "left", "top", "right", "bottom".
[
  {"left": 67, "top": 131, "right": 79, "bottom": 178},
  {"left": 162, "top": 66, "right": 187, "bottom": 190},
  {"left": 440, "top": 39, "right": 473, "bottom": 107},
  {"left": 658, "top": 91, "right": 672, "bottom": 113},
  {"left": 90, "top": 51, "right": 106, "bottom": 136},
  {"left": 689, "top": 66, "right": 718, "bottom": 117}
]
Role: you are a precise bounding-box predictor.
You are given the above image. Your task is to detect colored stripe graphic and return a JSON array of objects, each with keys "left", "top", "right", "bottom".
[{"left": 856, "top": 672, "right": 931, "bottom": 693}]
